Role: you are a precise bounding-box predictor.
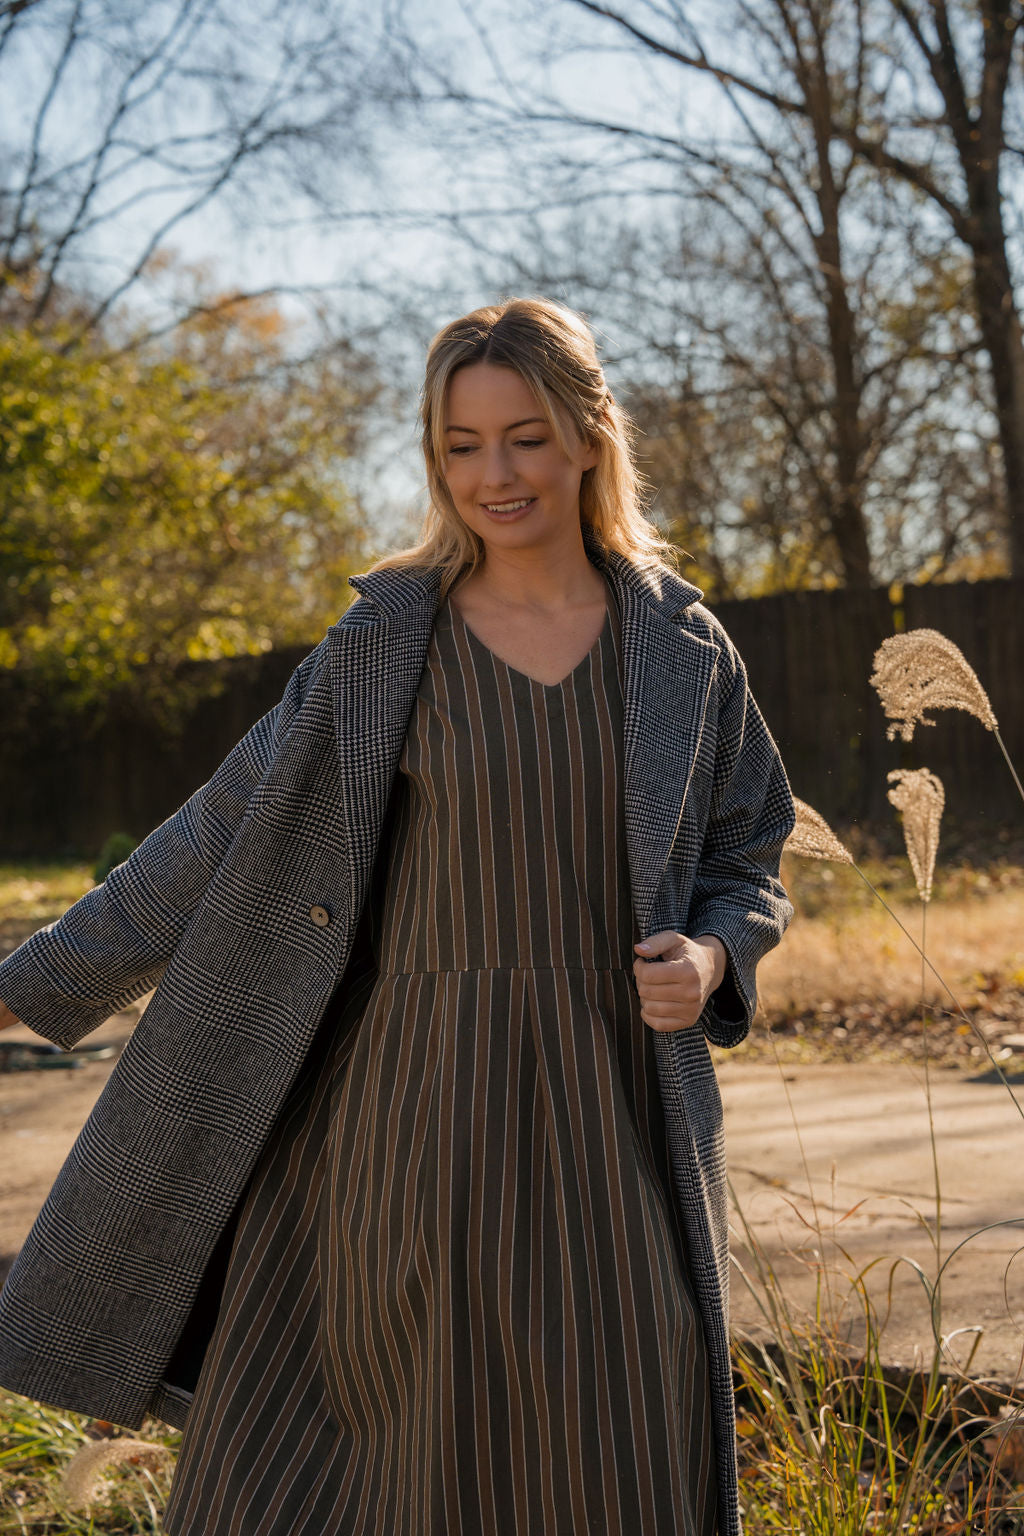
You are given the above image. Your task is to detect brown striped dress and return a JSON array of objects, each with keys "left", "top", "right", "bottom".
[{"left": 162, "top": 577, "right": 718, "bottom": 1536}]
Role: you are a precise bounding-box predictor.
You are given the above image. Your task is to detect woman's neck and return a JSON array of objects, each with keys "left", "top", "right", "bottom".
[{"left": 458, "top": 541, "right": 607, "bottom": 615}]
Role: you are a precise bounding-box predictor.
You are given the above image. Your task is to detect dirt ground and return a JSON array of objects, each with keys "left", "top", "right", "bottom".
[{"left": 0, "top": 1011, "right": 137, "bottom": 1282}]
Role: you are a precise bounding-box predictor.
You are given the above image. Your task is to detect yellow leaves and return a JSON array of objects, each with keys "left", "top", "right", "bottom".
[
  {"left": 0, "top": 629, "right": 19, "bottom": 669},
  {"left": 1, "top": 309, "right": 369, "bottom": 718}
]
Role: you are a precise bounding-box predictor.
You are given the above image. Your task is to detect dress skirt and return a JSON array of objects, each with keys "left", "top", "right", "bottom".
[{"left": 163, "top": 576, "right": 718, "bottom": 1535}]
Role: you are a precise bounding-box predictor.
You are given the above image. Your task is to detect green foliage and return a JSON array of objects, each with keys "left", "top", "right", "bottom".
[
  {"left": 0, "top": 1393, "right": 178, "bottom": 1533},
  {"left": 0, "top": 293, "right": 373, "bottom": 717},
  {"left": 93, "top": 834, "right": 138, "bottom": 885}
]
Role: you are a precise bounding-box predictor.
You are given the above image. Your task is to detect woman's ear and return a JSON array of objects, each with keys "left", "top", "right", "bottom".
[{"left": 580, "top": 439, "right": 600, "bottom": 472}]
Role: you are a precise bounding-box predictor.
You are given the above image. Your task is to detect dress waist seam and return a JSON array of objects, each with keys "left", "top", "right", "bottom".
[{"left": 372, "top": 963, "right": 638, "bottom": 978}]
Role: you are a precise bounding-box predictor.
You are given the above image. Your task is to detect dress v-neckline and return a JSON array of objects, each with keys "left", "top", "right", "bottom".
[{"left": 446, "top": 593, "right": 611, "bottom": 690}]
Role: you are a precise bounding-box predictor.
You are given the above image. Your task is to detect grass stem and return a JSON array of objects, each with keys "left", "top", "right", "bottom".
[{"left": 994, "top": 727, "right": 1024, "bottom": 810}]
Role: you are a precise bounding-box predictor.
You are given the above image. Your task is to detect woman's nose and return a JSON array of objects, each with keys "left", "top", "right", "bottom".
[{"left": 480, "top": 444, "right": 514, "bottom": 487}]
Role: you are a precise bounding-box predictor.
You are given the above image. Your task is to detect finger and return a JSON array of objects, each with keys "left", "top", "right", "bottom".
[
  {"left": 634, "top": 930, "right": 684, "bottom": 960},
  {"left": 640, "top": 1010, "right": 700, "bottom": 1033},
  {"left": 639, "top": 996, "right": 694, "bottom": 1018},
  {"left": 635, "top": 961, "right": 699, "bottom": 991},
  {"left": 636, "top": 986, "right": 699, "bottom": 1014}
]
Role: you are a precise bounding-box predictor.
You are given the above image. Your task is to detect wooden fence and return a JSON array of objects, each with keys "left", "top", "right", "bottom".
[
  {"left": 714, "top": 576, "right": 1023, "bottom": 833},
  {"left": 1, "top": 575, "right": 1021, "bottom": 859}
]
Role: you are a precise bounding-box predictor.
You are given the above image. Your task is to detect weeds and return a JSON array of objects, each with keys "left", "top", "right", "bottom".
[
  {"left": 0, "top": 1395, "right": 179, "bottom": 1533},
  {"left": 731, "top": 1192, "right": 1024, "bottom": 1533}
]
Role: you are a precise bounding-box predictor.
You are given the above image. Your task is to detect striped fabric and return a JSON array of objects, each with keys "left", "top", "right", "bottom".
[{"left": 163, "top": 583, "right": 717, "bottom": 1535}]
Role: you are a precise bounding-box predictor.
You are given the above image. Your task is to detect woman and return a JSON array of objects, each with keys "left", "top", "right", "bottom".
[{"left": 0, "top": 298, "right": 794, "bottom": 1535}]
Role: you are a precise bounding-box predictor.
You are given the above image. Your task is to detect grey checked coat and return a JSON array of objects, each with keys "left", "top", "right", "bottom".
[{"left": 0, "top": 521, "right": 794, "bottom": 1536}]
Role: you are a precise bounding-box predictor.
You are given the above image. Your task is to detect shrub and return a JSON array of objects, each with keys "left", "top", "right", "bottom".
[{"left": 93, "top": 834, "right": 137, "bottom": 885}]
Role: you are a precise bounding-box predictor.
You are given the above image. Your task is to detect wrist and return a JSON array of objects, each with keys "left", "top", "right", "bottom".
[{"left": 694, "top": 933, "right": 727, "bottom": 992}]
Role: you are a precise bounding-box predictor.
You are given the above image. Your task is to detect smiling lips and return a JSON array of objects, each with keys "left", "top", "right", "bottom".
[{"left": 483, "top": 497, "right": 536, "bottom": 519}]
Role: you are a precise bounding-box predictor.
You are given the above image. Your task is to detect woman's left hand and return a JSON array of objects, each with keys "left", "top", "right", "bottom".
[{"left": 632, "top": 931, "right": 727, "bottom": 1033}]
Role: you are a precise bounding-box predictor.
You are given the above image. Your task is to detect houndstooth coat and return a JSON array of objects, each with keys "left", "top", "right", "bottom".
[{"left": 0, "top": 521, "right": 794, "bottom": 1536}]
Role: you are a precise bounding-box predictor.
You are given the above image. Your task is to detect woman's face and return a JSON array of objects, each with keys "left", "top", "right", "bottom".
[{"left": 442, "top": 362, "right": 597, "bottom": 554}]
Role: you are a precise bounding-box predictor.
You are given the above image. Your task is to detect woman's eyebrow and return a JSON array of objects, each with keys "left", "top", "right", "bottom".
[{"left": 444, "top": 417, "right": 548, "bottom": 433}]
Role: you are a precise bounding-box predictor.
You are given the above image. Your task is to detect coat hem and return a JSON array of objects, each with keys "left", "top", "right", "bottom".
[
  {"left": 0, "top": 1360, "right": 149, "bottom": 1432},
  {"left": 150, "top": 1379, "right": 193, "bottom": 1429}
]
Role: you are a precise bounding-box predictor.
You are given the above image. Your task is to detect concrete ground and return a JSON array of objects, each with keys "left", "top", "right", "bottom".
[
  {"left": 2, "top": 1016, "right": 1023, "bottom": 1386},
  {"left": 719, "top": 1054, "right": 1024, "bottom": 1386}
]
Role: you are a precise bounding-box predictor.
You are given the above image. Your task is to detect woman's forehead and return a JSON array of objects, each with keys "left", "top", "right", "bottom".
[{"left": 445, "top": 362, "right": 540, "bottom": 421}]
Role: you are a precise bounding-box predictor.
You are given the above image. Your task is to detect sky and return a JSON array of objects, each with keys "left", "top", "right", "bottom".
[{"left": 3, "top": 0, "right": 727, "bottom": 320}]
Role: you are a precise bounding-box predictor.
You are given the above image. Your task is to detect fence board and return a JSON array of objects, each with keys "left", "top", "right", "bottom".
[
  {"left": 711, "top": 584, "right": 898, "bottom": 826},
  {"left": 901, "top": 579, "right": 1024, "bottom": 827}
]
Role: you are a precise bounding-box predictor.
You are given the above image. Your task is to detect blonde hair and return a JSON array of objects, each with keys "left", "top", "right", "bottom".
[{"left": 363, "top": 297, "right": 681, "bottom": 598}]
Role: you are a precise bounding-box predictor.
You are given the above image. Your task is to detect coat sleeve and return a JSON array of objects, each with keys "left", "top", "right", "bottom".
[
  {"left": 686, "top": 615, "right": 796, "bottom": 1050},
  {"left": 0, "top": 633, "right": 334, "bottom": 1048}
]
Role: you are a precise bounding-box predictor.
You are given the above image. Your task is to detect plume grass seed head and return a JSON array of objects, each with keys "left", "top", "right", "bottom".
[
  {"left": 886, "top": 768, "right": 945, "bottom": 902},
  {"left": 785, "top": 798, "right": 854, "bottom": 864},
  {"left": 870, "top": 628, "right": 997, "bottom": 743}
]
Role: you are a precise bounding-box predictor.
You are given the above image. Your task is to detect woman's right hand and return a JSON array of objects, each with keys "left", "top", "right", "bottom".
[{"left": 0, "top": 999, "right": 23, "bottom": 1031}]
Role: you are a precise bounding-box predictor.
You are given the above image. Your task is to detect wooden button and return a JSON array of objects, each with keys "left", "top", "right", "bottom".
[{"left": 309, "top": 905, "right": 331, "bottom": 928}]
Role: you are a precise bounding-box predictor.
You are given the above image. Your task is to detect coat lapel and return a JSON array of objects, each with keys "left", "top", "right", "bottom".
[
  {"left": 327, "top": 592, "right": 439, "bottom": 924},
  {"left": 613, "top": 569, "right": 718, "bottom": 936},
  {"left": 330, "top": 524, "right": 717, "bottom": 940}
]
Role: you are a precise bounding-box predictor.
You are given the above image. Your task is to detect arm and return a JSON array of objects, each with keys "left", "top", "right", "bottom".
[
  {"left": 0, "top": 634, "right": 333, "bottom": 1048},
  {"left": 687, "top": 619, "right": 796, "bottom": 1048}
]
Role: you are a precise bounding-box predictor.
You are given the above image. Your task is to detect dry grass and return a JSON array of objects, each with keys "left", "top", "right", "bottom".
[
  {"left": 0, "top": 862, "right": 93, "bottom": 965},
  {"left": 762, "top": 867, "right": 1024, "bottom": 1016},
  {"left": 787, "top": 798, "right": 854, "bottom": 863},
  {"left": 734, "top": 851, "right": 1024, "bottom": 1068},
  {"left": 887, "top": 768, "right": 945, "bottom": 904},
  {"left": 0, "top": 1394, "right": 178, "bottom": 1533}
]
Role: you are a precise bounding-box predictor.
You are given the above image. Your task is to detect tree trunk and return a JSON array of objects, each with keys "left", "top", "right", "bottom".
[
  {"left": 801, "top": 12, "right": 874, "bottom": 588},
  {"left": 906, "top": 0, "right": 1024, "bottom": 574},
  {"left": 960, "top": 21, "right": 1024, "bottom": 580},
  {"left": 968, "top": 226, "right": 1024, "bottom": 576}
]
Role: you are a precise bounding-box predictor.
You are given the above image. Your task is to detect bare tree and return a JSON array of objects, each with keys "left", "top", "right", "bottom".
[
  {"left": 0, "top": 0, "right": 399, "bottom": 343},
  {"left": 844, "top": 0, "right": 1024, "bottom": 579},
  {"left": 393, "top": 0, "right": 1003, "bottom": 586},
  {"left": 552, "top": 0, "right": 1024, "bottom": 577}
]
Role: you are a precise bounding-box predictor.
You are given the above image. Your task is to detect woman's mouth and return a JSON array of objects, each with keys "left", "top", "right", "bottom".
[{"left": 482, "top": 497, "right": 536, "bottom": 523}]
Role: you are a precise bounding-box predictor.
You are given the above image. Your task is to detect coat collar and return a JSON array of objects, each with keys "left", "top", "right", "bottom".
[
  {"left": 346, "top": 519, "right": 705, "bottom": 622},
  {"left": 331, "top": 520, "right": 717, "bottom": 941}
]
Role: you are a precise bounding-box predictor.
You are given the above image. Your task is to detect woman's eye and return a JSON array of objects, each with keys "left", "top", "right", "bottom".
[
  {"left": 448, "top": 444, "right": 475, "bottom": 456},
  {"left": 516, "top": 438, "right": 545, "bottom": 449}
]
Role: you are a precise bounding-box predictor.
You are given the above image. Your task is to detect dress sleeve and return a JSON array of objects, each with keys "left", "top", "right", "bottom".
[
  {"left": 0, "top": 634, "right": 333, "bottom": 1047},
  {"left": 686, "top": 617, "right": 796, "bottom": 1049}
]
